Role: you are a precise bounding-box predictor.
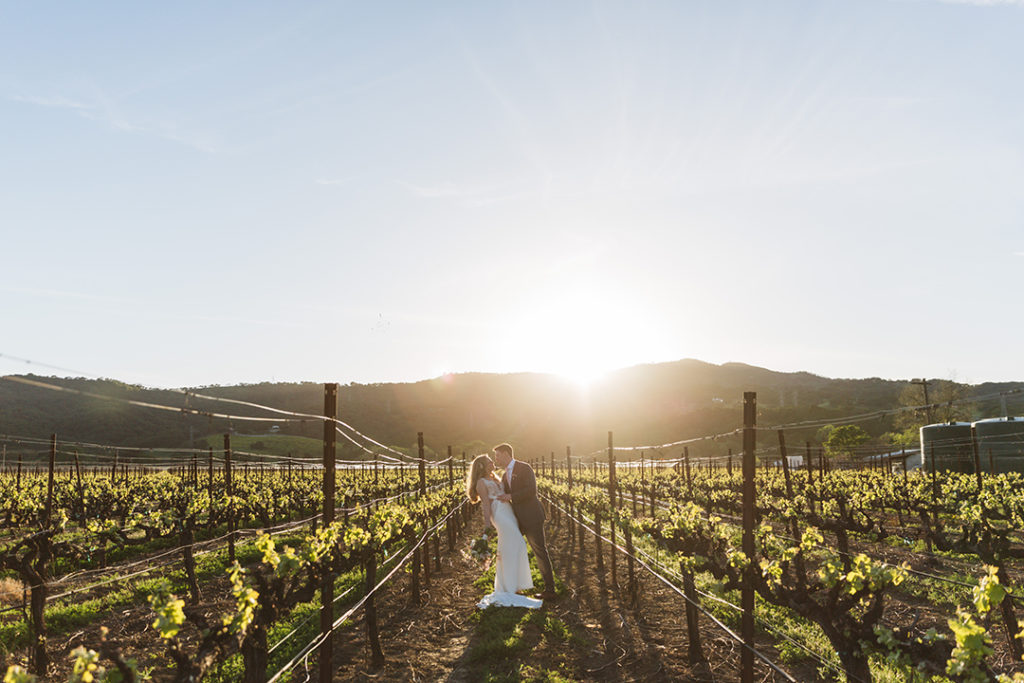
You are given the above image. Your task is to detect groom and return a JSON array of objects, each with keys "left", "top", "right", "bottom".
[{"left": 492, "top": 442, "right": 557, "bottom": 600}]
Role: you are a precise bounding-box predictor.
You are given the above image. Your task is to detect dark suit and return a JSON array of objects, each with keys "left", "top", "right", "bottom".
[{"left": 503, "top": 459, "right": 554, "bottom": 591}]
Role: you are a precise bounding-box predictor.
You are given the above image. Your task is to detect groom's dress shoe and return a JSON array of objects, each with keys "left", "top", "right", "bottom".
[{"left": 534, "top": 591, "right": 557, "bottom": 600}]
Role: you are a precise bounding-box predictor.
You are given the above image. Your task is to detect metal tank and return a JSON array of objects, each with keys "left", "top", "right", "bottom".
[
  {"left": 972, "top": 417, "right": 1024, "bottom": 474},
  {"left": 919, "top": 422, "right": 974, "bottom": 473}
]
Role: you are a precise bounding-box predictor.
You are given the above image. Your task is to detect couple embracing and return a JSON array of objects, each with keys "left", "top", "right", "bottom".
[{"left": 467, "top": 443, "right": 557, "bottom": 609}]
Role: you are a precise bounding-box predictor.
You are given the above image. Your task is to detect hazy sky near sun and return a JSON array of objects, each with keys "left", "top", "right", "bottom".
[{"left": 2, "top": 0, "right": 1023, "bottom": 389}]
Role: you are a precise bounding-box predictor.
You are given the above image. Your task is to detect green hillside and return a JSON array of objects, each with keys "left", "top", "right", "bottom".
[{"left": 2, "top": 360, "right": 1021, "bottom": 462}]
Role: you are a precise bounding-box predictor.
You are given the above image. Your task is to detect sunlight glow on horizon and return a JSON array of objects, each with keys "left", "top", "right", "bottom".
[{"left": 486, "top": 280, "right": 677, "bottom": 389}]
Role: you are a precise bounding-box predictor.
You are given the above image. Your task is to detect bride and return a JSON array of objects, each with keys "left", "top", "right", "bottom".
[{"left": 467, "top": 454, "right": 543, "bottom": 609}]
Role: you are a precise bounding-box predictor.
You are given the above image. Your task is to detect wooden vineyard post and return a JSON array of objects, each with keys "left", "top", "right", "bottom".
[
  {"left": 777, "top": 430, "right": 802, "bottom": 546},
  {"left": 421, "top": 512, "right": 431, "bottom": 588},
  {"left": 741, "top": 392, "right": 756, "bottom": 683},
  {"left": 568, "top": 446, "right": 582, "bottom": 552},
  {"left": 462, "top": 452, "right": 471, "bottom": 525},
  {"left": 624, "top": 487, "right": 638, "bottom": 609},
  {"left": 608, "top": 431, "right": 617, "bottom": 589},
  {"left": 778, "top": 430, "right": 792, "bottom": 497},
  {"left": 433, "top": 512, "right": 441, "bottom": 573},
  {"left": 417, "top": 433, "right": 429, "bottom": 588},
  {"left": 364, "top": 507, "right": 385, "bottom": 668},
  {"left": 970, "top": 424, "right": 983, "bottom": 493},
  {"left": 447, "top": 446, "right": 455, "bottom": 551},
  {"left": 223, "top": 434, "right": 234, "bottom": 563},
  {"left": 683, "top": 566, "right": 705, "bottom": 665},
  {"left": 409, "top": 519, "right": 421, "bottom": 606},
  {"left": 45, "top": 434, "right": 56, "bottom": 527},
  {"left": 804, "top": 441, "right": 815, "bottom": 515},
  {"left": 684, "top": 447, "right": 692, "bottom": 499},
  {"left": 320, "top": 382, "right": 338, "bottom": 683},
  {"left": 447, "top": 445, "right": 454, "bottom": 488},
  {"left": 417, "top": 433, "right": 426, "bottom": 497},
  {"left": 207, "top": 447, "right": 214, "bottom": 502},
  {"left": 73, "top": 449, "right": 84, "bottom": 522},
  {"left": 727, "top": 448, "right": 733, "bottom": 477},
  {"left": 17, "top": 454, "right": 22, "bottom": 487}
]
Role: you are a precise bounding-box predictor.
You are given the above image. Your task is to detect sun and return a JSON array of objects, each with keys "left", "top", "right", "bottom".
[
  {"left": 554, "top": 358, "right": 611, "bottom": 389},
  {"left": 495, "top": 281, "right": 667, "bottom": 389}
]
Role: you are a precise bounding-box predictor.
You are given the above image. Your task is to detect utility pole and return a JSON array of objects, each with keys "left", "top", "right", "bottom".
[{"left": 912, "top": 378, "right": 933, "bottom": 424}]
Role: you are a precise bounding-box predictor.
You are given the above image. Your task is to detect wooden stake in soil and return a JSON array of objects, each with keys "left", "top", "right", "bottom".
[
  {"left": 741, "top": 392, "right": 756, "bottom": 683},
  {"left": 364, "top": 506, "right": 385, "bottom": 667},
  {"left": 320, "top": 382, "right": 338, "bottom": 683},
  {"left": 45, "top": 434, "right": 56, "bottom": 527},
  {"left": 608, "top": 431, "right": 617, "bottom": 589},
  {"left": 73, "top": 449, "right": 84, "bottom": 522},
  {"left": 224, "top": 434, "right": 235, "bottom": 563},
  {"left": 970, "top": 424, "right": 983, "bottom": 493}
]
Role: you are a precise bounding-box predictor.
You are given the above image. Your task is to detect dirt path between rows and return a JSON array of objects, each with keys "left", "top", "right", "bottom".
[{"left": 327, "top": 504, "right": 804, "bottom": 682}]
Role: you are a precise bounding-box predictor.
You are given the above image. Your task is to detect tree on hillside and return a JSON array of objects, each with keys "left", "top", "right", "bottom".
[
  {"left": 823, "top": 425, "right": 870, "bottom": 462},
  {"left": 895, "top": 379, "right": 973, "bottom": 430}
]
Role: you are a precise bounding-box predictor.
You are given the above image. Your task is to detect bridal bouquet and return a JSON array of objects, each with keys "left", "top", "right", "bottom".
[{"left": 468, "top": 532, "right": 494, "bottom": 565}]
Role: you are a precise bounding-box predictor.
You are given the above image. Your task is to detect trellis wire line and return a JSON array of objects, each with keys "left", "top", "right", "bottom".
[
  {"left": 563, "top": 501, "right": 849, "bottom": 680},
  {"left": 30, "top": 476, "right": 454, "bottom": 595},
  {"left": 1, "top": 433, "right": 437, "bottom": 469},
  {"left": 31, "top": 480, "right": 436, "bottom": 601},
  {"left": 1, "top": 375, "right": 436, "bottom": 466},
  {"left": 267, "top": 538, "right": 414, "bottom": 655},
  {"left": 636, "top": 546, "right": 848, "bottom": 680},
  {"left": 41, "top": 514, "right": 324, "bottom": 602},
  {"left": 3, "top": 354, "right": 501, "bottom": 467},
  {"left": 576, "top": 388, "right": 1023, "bottom": 460},
  {"left": 266, "top": 499, "right": 467, "bottom": 683},
  {"left": 610, "top": 485, "right": 1024, "bottom": 607},
  {"left": 540, "top": 495, "right": 797, "bottom": 682},
  {"left": 1, "top": 376, "right": 415, "bottom": 466},
  {"left": 758, "top": 388, "right": 1024, "bottom": 432}
]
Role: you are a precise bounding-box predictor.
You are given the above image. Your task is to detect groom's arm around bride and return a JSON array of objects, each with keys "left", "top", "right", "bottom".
[{"left": 493, "top": 443, "right": 557, "bottom": 599}]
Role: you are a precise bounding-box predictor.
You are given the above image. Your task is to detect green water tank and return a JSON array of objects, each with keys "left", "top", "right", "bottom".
[
  {"left": 972, "top": 417, "right": 1024, "bottom": 474},
  {"left": 919, "top": 422, "right": 974, "bottom": 473}
]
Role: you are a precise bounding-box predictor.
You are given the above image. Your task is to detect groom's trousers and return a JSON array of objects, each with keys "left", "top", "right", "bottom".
[{"left": 523, "top": 525, "right": 554, "bottom": 590}]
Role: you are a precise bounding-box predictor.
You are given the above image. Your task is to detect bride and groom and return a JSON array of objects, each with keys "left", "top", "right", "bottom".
[{"left": 468, "top": 443, "right": 556, "bottom": 609}]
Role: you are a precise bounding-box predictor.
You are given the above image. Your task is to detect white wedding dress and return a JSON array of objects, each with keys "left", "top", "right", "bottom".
[{"left": 476, "top": 478, "right": 543, "bottom": 609}]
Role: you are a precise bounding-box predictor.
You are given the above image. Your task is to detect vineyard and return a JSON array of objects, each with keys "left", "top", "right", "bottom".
[{"left": 1, "top": 384, "right": 1023, "bottom": 681}]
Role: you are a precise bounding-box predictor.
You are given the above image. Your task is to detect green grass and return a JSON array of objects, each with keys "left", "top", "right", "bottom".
[
  {"left": 464, "top": 533, "right": 583, "bottom": 683},
  {"left": 463, "top": 608, "right": 583, "bottom": 682}
]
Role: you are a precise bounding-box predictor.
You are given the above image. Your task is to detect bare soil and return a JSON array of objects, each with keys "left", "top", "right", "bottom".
[{"left": 326, "top": 505, "right": 810, "bottom": 682}]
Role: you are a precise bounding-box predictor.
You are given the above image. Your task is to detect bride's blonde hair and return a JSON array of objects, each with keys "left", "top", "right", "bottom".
[{"left": 466, "top": 454, "right": 496, "bottom": 504}]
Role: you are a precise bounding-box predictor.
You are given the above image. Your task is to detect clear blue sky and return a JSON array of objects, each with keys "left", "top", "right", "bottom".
[{"left": 2, "top": 0, "right": 1022, "bottom": 389}]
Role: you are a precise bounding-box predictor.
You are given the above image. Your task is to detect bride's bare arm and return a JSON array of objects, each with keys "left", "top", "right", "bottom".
[{"left": 476, "top": 479, "right": 494, "bottom": 529}]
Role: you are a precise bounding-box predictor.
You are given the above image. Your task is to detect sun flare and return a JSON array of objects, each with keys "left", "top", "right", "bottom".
[
  {"left": 554, "top": 360, "right": 610, "bottom": 389},
  {"left": 496, "top": 280, "right": 671, "bottom": 389}
]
